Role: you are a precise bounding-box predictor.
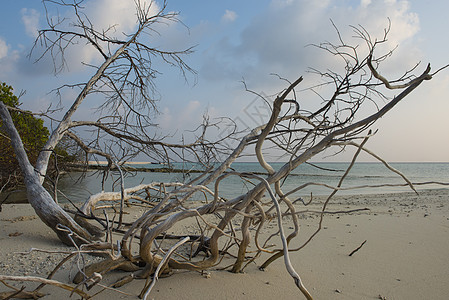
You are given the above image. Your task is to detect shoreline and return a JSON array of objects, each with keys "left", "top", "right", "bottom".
[
  {"left": 2, "top": 185, "right": 448, "bottom": 205},
  {"left": 0, "top": 189, "right": 448, "bottom": 299}
]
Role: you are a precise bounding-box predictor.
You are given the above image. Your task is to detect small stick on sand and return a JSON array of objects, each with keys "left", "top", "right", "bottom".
[{"left": 349, "top": 240, "right": 367, "bottom": 257}]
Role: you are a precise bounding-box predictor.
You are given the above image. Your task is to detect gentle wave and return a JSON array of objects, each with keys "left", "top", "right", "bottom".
[{"left": 54, "top": 162, "right": 449, "bottom": 202}]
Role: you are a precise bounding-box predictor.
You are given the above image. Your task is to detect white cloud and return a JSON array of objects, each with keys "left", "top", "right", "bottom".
[
  {"left": 366, "top": 73, "right": 449, "bottom": 162},
  {"left": 185, "top": 100, "right": 201, "bottom": 114},
  {"left": 0, "top": 41, "right": 26, "bottom": 78},
  {"left": 85, "top": 0, "right": 141, "bottom": 35},
  {"left": 352, "top": 0, "right": 419, "bottom": 44},
  {"left": 158, "top": 107, "right": 173, "bottom": 129},
  {"left": 66, "top": 0, "right": 145, "bottom": 67},
  {"left": 157, "top": 100, "right": 203, "bottom": 132},
  {"left": 361, "top": 0, "right": 372, "bottom": 8},
  {"left": 196, "top": 0, "right": 428, "bottom": 156},
  {"left": 202, "top": 0, "right": 422, "bottom": 89},
  {"left": 222, "top": 10, "right": 237, "bottom": 23},
  {"left": 35, "top": 0, "right": 163, "bottom": 71},
  {"left": 270, "top": 0, "right": 295, "bottom": 9},
  {"left": 21, "top": 8, "right": 40, "bottom": 38},
  {"left": 82, "top": 0, "right": 164, "bottom": 41},
  {"left": 0, "top": 38, "right": 8, "bottom": 59}
]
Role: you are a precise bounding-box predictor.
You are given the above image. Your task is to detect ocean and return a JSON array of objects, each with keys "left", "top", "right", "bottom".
[{"left": 55, "top": 162, "right": 449, "bottom": 202}]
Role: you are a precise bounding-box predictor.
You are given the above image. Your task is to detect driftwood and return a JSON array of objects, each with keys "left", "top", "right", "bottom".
[
  {"left": 1, "top": 2, "right": 449, "bottom": 300},
  {"left": 0, "top": 275, "right": 90, "bottom": 299},
  {"left": 349, "top": 240, "right": 367, "bottom": 257}
]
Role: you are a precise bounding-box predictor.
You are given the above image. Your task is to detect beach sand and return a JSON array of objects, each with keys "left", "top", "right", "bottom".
[{"left": 1, "top": 189, "right": 448, "bottom": 299}]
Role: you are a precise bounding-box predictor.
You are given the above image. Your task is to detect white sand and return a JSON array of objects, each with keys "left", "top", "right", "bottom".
[{"left": 1, "top": 189, "right": 448, "bottom": 299}]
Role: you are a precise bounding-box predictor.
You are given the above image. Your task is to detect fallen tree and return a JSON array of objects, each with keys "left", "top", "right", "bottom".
[{"left": 0, "top": 1, "right": 448, "bottom": 299}]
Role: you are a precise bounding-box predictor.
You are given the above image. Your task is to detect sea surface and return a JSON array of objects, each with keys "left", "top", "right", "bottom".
[{"left": 54, "top": 162, "right": 449, "bottom": 203}]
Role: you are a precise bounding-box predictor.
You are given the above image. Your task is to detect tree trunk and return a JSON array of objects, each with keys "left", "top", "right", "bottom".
[{"left": 0, "top": 102, "right": 97, "bottom": 245}]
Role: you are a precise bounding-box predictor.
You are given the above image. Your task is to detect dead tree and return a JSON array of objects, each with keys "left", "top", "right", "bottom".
[
  {"left": 0, "top": 0, "right": 227, "bottom": 244},
  {"left": 1, "top": 2, "right": 448, "bottom": 299}
]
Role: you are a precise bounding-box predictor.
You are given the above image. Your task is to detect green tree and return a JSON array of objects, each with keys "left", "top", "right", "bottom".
[{"left": 0, "top": 82, "right": 49, "bottom": 191}]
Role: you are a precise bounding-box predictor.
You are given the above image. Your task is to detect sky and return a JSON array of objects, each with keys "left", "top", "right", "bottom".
[{"left": 0, "top": 0, "right": 448, "bottom": 162}]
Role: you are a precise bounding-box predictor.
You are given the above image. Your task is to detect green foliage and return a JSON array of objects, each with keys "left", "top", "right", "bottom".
[
  {"left": 1, "top": 82, "right": 50, "bottom": 190},
  {"left": 0, "top": 83, "right": 82, "bottom": 193}
]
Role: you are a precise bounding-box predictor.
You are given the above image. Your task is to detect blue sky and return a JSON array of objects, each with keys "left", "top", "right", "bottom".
[{"left": 0, "top": 0, "right": 448, "bottom": 162}]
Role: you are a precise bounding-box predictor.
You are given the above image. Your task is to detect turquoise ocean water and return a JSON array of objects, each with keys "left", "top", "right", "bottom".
[{"left": 56, "top": 162, "right": 449, "bottom": 202}]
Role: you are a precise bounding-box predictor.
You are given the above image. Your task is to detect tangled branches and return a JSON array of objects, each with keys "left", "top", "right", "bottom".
[{"left": 1, "top": 1, "right": 447, "bottom": 299}]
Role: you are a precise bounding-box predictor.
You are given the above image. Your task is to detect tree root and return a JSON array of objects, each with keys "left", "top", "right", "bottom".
[
  {"left": 0, "top": 290, "right": 46, "bottom": 300},
  {"left": 112, "top": 275, "right": 134, "bottom": 288},
  {"left": 73, "top": 257, "right": 139, "bottom": 284},
  {"left": 0, "top": 275, "right": 90, "bottom": 299}
]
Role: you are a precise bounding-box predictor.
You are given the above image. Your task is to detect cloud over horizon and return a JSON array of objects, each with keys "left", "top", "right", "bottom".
[{"left": 1, "top": 0, "right": 447, "bottom": 162}]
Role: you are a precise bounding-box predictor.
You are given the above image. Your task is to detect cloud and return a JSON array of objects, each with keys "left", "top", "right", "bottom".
[
  {"left": 176, "top": 100, "right": 202, "bottom": 125},
  {"left": 361, "top": 0, "right": 372, "bottom": 8},
  {"left": 25, "top": 0, "right": 164, "bottom": 73},
  {"left": 84, "top": 0, "right": 143, "bottom": 35},
  {"left": 222, "top": 10, "right": 237, "bottom": 23},
  {"left": 365, "top": 73, "right": 449, "bottom": 162},
  {"left": 157, "top": 100, "right": 203, "bottom": 132},
  {"left": 194, "top": 0, "right": 427, "bottom": 154},
  {"left": 0, "top": 37, "right": 8, "bottom": 59},
  {"left": 157, "top": 107, "right": 173, "bottom": 129},
  {"left": 201, "top": 0, "right": 422, "bottom": 88},
  {"left": 0, "top": 38, "right": 26, "bottom": 78},
  {"left": 63, "top": 0, "right": 146, "bottom": 67},
  {"left": 21, "top": 8, "right": 40, "bottom": 38}
]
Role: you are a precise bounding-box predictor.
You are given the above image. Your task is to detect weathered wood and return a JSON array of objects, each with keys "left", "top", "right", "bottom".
[{"left": 0, "top": 102, "right": 94, "bottom": 245}]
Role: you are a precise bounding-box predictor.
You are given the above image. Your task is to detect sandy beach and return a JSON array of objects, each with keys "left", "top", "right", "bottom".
[{"left": 1, "top": 189, "right": 448, "bottom": 299}]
